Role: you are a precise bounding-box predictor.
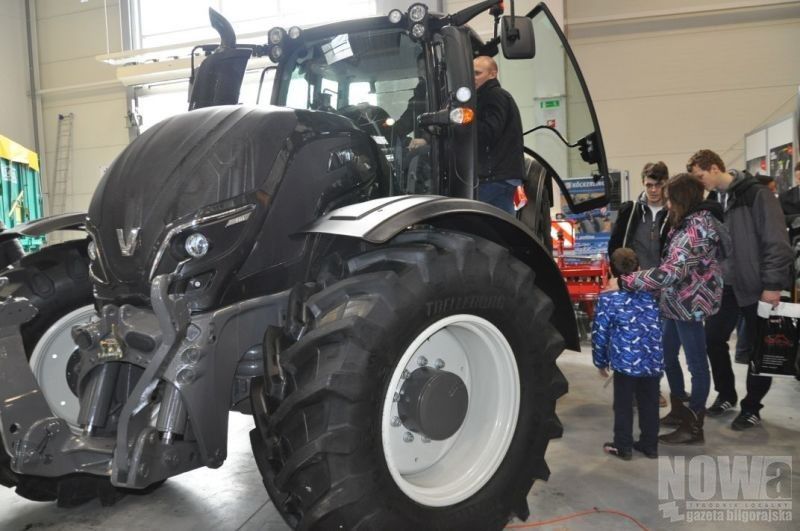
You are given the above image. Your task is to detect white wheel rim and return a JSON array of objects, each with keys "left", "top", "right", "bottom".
[
  {"left": 28, "top": 304, "right": 96, "bottom": 432},
  {"left": 381, "top": 314, "right": 520, "bottom": 507}
]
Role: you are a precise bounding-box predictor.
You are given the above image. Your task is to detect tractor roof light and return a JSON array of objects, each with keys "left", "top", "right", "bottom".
[
  {"left": 288, "top": 26, "right": 302, "bottom": 39},
  {"left": 455, "top": 86, "right": 472, "bottom": 103},
  {"left": 269, "top": 45, "right": 283, "bottom": 62},
  {"left": 408, "top": 3, "right": 428, "bottom": 23},
  {"left": 450, "top": 107, "right": 475, "bottom": 125},
  {"left": 267, "top": 27, "right": 286, "bottom": 45},
  {"left": 388, "top": 9, "right": 403, "bottom": 24}
]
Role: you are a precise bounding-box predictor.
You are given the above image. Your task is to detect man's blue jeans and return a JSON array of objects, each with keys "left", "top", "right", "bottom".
[
  {"left": 663, "top": 318, "right": 710, "bottom": 413},
  {"left": 478, "top": 179, "right": 521, "bottom": 215}
]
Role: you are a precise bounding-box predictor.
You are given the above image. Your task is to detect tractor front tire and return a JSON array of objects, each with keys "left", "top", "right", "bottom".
[
  {"left": 0, "top": 240, "right": 124, "bottom": 506},
  {"left": 251, "top": 229, "right": 567, "bottom": 530}
]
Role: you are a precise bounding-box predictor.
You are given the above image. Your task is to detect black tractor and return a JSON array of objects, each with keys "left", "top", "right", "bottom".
[{"left": 0, "top": 1, "right": 611, "bottom": 528}]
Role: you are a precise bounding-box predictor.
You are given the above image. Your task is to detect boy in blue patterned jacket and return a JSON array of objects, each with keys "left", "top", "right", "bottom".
[{"left": 593, "top": 248, "right": 664, "bottom": 460}]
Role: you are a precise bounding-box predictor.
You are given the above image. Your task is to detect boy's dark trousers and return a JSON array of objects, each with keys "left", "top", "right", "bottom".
[
  {"left": 705, "top": 286, "right": 741, "bottom": 403},
  {"left": 613, "top": 372, "right": 660, "bottom": 451},
  {"left": 705, "top": 286, "right": 772, "bottom": 413}
]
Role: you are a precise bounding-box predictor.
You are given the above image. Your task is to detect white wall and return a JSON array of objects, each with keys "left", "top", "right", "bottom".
[
  {"left": 35, "top": 0, "right": 129, "bottom": 215},
  {"left": 0, "top": 0, "right": 35, "bottom": 149},
  {"left": 566, "top": 0, "right": 800, "bottom": 199}
]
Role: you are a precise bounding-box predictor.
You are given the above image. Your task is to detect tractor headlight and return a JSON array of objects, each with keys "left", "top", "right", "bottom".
[
  {"left": 87, "top": 240, "right": 97, "bottom": 261},
  {"left": 456, "top": 86, "right": 472, "bottom": 103},
  {"left": 267, "top": 27, "right": 286, "bottom": 45},
  {"left": 288, "top": 26, "right": 302, "bottom": 39},
  {"left": 388, "top": 9, "right": 403, "bottom": 24},
  {"left": 150, "top": 204, "right": 256, "bottom": 281},
  {"left": 411, "top": 23, "right": 426, "bottom": 39},
  {"left": 408, "top": 3, "right": 428, "bottom": 22},
  {"left": 184, "top": 233, "right": 210, "bottom": 258}
]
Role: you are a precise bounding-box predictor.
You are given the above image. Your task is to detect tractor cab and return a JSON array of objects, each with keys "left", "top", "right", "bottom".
[
  {"left": 190, "top": 1, "right": 612, "bottom": 226},
  {"left": 275, "top": 23, "right": 436, "bottom": 196}
]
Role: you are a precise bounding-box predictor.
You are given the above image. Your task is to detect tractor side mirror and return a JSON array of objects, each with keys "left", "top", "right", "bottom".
[
  {"left": 577, "top": 132, "right": 601, "bottom": 165},
  {"left": 500, "top": 16, "right": 535, "bottom": 60}
]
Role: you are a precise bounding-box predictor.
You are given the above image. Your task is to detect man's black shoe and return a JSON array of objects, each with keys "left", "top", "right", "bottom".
[
  {"left": 633, "top": 441, "right": 658, "bottom": 459},
  {"left": 603, "top": 442, "right": 632, "bottom": 460},
  {"left": 731, "top": 411, "right": 761, "bottom": 431},
  {"left": 734, "top": 351, "right": 749, "bottom": 364},
  {"left": 707, "top": 395, "right": 737, "bottom": 417}
]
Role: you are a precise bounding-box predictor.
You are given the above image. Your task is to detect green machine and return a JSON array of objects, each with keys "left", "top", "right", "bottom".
[{"left": 0, "top": 135, "right": 45, "bottom": 252}]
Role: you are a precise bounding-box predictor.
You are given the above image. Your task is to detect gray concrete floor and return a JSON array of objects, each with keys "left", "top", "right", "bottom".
[{"left": 2, "top": 346, "right": 798, "bottom": 530}]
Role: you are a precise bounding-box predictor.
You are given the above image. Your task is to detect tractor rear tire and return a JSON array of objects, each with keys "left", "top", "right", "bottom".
[{"left": 251, "top": 229, "right": 567, "bottom": 530}]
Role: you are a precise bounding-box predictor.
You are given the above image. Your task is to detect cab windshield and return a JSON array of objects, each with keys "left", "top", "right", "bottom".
[{"left": 277, "top": 29, "right": 433, "bottom": 194}]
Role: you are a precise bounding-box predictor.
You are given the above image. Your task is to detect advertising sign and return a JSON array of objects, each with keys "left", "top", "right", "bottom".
[
  {"left": 769, "top": 143, "right": 794, "bottom": 192},
  {"left": 560, "top": 175, "right": 615, "bottom": 256}
]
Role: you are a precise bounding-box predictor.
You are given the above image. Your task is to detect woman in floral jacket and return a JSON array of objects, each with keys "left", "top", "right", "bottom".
[{"left": 616, "top": 173, "right": 725, "bottom": 445}]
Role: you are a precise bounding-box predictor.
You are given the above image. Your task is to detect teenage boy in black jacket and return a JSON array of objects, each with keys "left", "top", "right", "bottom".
[
  {"left": 608, "top": 162, "right": 671, "bottom": 410},
  {"left": 608, "top": 162, "right": 671, "bottom": 269},
  {"left": 689, "top": 149, "right": 793, "bottom": 430}
]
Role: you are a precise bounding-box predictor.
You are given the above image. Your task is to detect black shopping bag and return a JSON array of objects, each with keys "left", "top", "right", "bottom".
[{"left": 752, "top": 301, "right": 800, "bottom": 379}]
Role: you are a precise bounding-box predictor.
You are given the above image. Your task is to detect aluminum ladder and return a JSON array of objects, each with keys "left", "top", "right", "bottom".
[{"left": 50, "top": 113, "right": 74, "bottom": 215}]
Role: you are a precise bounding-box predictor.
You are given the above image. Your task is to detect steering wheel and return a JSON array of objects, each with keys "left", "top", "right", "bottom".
[{"left": 339, "top": 103, "right": 392, "bottom": 137}]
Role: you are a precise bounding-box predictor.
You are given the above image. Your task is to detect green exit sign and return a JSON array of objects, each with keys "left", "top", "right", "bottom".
[{"left": 540, "top": 99, "right": 560, "bottom": 109}]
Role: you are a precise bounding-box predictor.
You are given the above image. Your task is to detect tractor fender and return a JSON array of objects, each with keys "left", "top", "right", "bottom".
[
  {"left": 302, "top": 195, "right": 579, "bottom": 350},
  {"left": 0, "top": 212, "right": 87, "bottom": 244}
]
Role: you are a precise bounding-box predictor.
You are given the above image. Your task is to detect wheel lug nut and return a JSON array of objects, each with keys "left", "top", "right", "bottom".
[
  {"left": 434, "top": 358, "right": 445, "bottom": 369},
  {"left": 391, "top": 416, "right": 401, "bottom": 427},
  {"left": 417, "top": 356, "right": 428, "bottom": 367},
  {"left": 401, "top": 369, "right": 410, "bottom": 379},
  {"left": 393, "top": 392, "right": 400, "bottom": 402},
  {"left": 421, "top": 436, "right": 431, "bottom": 443},
  {"left": 403, "top": 432, "right": 414, "bottom": 443}
]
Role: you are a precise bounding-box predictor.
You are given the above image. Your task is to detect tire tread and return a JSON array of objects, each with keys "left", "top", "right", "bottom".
[{"left": 251, "top": 229, "right": 567, "bottom": 530}]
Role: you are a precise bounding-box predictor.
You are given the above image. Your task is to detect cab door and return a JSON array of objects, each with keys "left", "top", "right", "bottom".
[{"left": 498, "top": 3, "right": 611, "bottom": 215}]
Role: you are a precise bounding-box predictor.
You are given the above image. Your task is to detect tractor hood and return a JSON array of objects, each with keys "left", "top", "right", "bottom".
[
  {"left": 87, "top": 104, "right": 377, "bottom": 309},
  {"left": 88, "top": 106, "right": 298, "bottom": 288}
]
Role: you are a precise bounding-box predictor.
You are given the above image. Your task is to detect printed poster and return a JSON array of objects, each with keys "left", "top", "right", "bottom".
[{"left": 559, "top": 176, "right": 615, "bottom": 256}]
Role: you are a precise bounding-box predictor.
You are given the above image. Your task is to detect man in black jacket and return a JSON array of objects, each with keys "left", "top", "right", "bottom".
[
  {"left": 778, "top": 162, "right": 800, "bottom": 215},
  {"left": 0, "top": 220, "right": 25, "bottom": 269},
  {"left": 689, "top": 149, "right": 792, "bottom": 430},
  {"left": 392, "top": 54, "right": 427, "bottom": 147},
  {"left": 608, "top": 162, "right": 670, "bottom": 269},
  {"left": 473, "top": 56, "right": 525, "bottom": 214}
]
